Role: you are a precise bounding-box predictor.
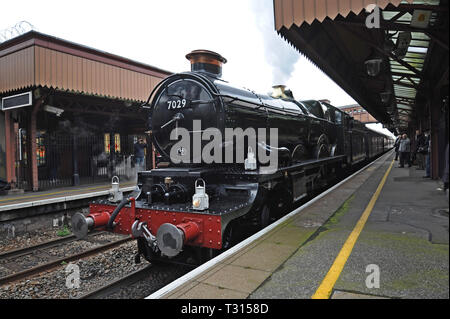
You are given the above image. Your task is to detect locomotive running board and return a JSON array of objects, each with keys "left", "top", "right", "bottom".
[{"left": 224, "top": 155, "right": 346, "bottom": 181}]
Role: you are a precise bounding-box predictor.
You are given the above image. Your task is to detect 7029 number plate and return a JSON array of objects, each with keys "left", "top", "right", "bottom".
[{"left": 167, "top": 98, "right": 189, "bottom": 110}]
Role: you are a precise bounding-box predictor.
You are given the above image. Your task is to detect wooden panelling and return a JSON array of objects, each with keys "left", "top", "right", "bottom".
[
  {"left": 274, "top": 0, "right": 414, "bottom": 30},
  {"left": 0, "top": 46, "right": 34, "bottom": 93},
  {"left": 1, "top": 33, "right": 170, "bottom": 102}
]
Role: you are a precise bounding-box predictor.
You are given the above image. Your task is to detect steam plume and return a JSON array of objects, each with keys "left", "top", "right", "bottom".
[{"left": 251, "top": 0, "right": 299, "bottom": 85}]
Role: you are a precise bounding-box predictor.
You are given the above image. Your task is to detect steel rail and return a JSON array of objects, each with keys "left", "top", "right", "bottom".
[
  {"left": 0, "top": 231, "right": 106, "bottom": 261},
  {"left": 77, "top": 266, "right": 154, "bottom": 299},
  {"left": 0, "top": 236, "right": 132, "bottom": 286}
]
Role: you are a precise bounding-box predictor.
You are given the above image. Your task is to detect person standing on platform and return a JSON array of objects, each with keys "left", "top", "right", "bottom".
[
  {"left": 134, "top": 138, "right": 147, "bottom": 170},
  {"left": 398, "top": 134, "right": 411, "bottom": 168},
  {"left": 394, "top": 135, "right": 401, "bottom": 161},
  {"left": 415, "top": 130, "right": 427, "bottom": 170}
]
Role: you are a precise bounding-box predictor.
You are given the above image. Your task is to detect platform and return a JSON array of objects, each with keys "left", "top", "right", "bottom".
[
  {"left": 148, "top": 151, "right": 449, "bottom": 299},
  {"left": 0, "top": 182, "right": 137, "bottom": 234},
  {"left": 0, "top": 182, "right": 137, "bottom": 212}
]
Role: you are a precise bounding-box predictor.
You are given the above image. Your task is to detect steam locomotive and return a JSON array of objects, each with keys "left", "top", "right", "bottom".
[{"left": 73, "top": 50, "right": 393, "bottom": 264}]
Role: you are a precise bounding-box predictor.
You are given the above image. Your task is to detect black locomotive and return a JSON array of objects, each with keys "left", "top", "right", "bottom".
[{"left": 74, "top": 50, "right": 393, "bottom": 264}]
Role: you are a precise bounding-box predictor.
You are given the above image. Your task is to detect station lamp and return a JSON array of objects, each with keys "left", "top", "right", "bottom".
[
  {"left": 394, "top": 32, "right": 412, "bottom": 59},
  {"left": 365, "top": 58, "right": 383, "bottom": 77},
  {"left": 411, "top": 10, "right": 431, "bottom": 28},
  {"left": 380, "top": 91, "right": 391, "bottom": 104}
]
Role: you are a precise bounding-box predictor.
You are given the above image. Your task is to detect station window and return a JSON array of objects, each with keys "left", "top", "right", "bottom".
[
  {"left": 36, "top": 131, "right": 46, "bottom": 166},
  {"left": 114, "top": 134, "right": 121, "bottom": 153},
  {"left": 104, "top": 133, "right": 121, "bottom": 153},
  {"left": 104, "top": 133, "right": 110, "bottom": 154}
]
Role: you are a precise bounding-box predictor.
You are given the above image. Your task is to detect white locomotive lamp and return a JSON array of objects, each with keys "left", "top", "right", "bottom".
[
  {"left": 192, "top": 179, "right": 209, "bottom": 210},
  {"left": 245, "top": 146, "right": 257, "bottom": 170},
  {"left": 109, "top": 176, "right": 123, "bottom": 203}
]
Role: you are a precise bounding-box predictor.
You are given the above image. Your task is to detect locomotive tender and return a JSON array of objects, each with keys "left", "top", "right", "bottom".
[{"left": 73, "top": 50, "right": 393, "bottom": 264}]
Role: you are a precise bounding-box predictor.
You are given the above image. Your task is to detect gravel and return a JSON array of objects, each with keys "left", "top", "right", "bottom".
[
  {"left": 103, "top": 263, "right": 192, "bottom": 299},
  {"left": 0, "top": 229, "right": 64, "bottom": 254},
  {"left": 0, "top": 241, "right": 191, "bottom": 299},
  {"left": 0, "top": 241, "right": 145, "bottom": 299},
  {"left": 0, "top": 232, "right": 126, "bottom": 274}
]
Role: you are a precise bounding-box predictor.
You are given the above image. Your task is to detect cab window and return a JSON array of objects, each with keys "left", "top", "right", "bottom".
[
  {"left": 322, "top": 101, "right": 337, "bottom": 123},
  {"left": 322, "top": 104, "right": 331, "bottom": 121},
  {"left": 335, "top": 110, "right": 343, "bottom": 124},
  {"left": 301, "top": 100, "right": 324, "bottom": 118}
]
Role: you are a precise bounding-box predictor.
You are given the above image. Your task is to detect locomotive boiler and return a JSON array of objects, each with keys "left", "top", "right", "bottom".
[{"left": 73, "top": 50, "right": 392, "bottom": 264}]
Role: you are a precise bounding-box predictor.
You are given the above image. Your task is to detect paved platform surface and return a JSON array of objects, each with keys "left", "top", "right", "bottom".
[
  {"left": 0, "top": 182, "right": 136, "bottom": 211},
  {"left": 150, "top": 151, "right": 449, "bottom": 299}
]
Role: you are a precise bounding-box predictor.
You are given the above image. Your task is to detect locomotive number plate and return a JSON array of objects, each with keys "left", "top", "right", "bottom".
[{"left": 167, "top": 98, "right": 189, "bottom": 110}]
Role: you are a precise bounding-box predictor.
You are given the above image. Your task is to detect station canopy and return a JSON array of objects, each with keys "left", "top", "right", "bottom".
[
  {"left": 274, "top": 0, "right": 449, "bottom": 134},
  {"left": 0, "top": 31, "right": 172, "bottom": 105}
]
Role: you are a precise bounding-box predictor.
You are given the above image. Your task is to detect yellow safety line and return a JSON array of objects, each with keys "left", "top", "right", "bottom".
[
  {"left": 311, "top": 159, "right": 395, "bottom": 299},
  {"left": 0, "top": 182, "right": 136, "bottom": 203}
]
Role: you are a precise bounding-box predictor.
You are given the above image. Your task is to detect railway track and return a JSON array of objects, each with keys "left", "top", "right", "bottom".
[
  {"left": 0, "top": 231, "right": 103, "bottom": 260},
  {"left": 78, "top": 266, "right": 154, "bottom": 299},
  {"left": 78, "top": 262, "right": 195, "bottom": 299},
  {"left": 0, "top": 232, "right": 132, "bottom": 286}
]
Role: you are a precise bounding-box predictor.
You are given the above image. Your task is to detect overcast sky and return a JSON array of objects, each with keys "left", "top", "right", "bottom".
[
  {"left": 3, "top": 0, "right": 362, "bottom": 107},
  {"left": 3, "top": 0, "right": 393, "bottom": 136}
]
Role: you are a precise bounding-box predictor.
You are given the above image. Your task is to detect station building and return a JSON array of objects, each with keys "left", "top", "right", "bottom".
[
  {"left": 338, "top": 104, "right": 378, "bottom": 123},
  {"left": 273, "top": 0, "right": 449, "bottom": 180},
  {"left": 0, "top": 31, "right": 171, "bottom": 191}
]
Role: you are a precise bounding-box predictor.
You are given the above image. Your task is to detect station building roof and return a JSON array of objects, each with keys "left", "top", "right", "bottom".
[
  {"left": 0, "top": 31, "right": 172, "bottom": 103},
  {"left": 273, "top": 0, "right": 449, "bottom": 133}
]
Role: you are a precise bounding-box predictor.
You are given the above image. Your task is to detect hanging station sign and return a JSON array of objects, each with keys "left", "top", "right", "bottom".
[{"left": 1, "top": 91, "right": 32, "bottom": 111}]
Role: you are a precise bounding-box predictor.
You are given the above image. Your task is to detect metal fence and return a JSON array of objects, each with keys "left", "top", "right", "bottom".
[
  {"left": 34, "top": 133, "right": 139, "bottom": 190},
  {"left": 15, "top": 128, "right": 29, "bottom": 190}
]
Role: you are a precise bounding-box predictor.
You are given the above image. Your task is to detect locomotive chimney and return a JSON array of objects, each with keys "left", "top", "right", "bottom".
[
  {"left": 186, "top": 49, "right": 227, "bottom": 78},
  {"left": 271, "top": 85, "right": 292, "bottom": 99}
]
